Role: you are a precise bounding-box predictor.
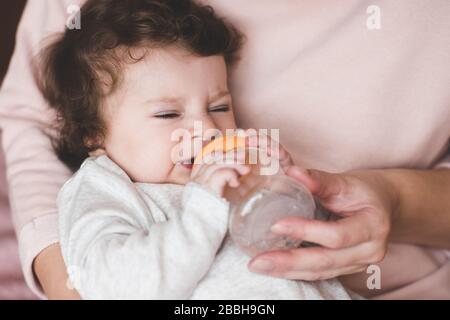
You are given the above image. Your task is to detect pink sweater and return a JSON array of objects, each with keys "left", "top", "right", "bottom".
[{"left": 0, "top": 0, "right": 448, "bottom": 299}]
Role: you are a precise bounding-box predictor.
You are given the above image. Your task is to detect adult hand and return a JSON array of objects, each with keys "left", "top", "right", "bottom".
[{"left": 248, "top": 166, "right": 396, "bottom": 281}]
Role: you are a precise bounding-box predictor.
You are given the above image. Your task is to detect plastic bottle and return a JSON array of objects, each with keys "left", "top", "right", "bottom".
[{"left": 193, "top": 134, "right": 328, "bottom": 257}]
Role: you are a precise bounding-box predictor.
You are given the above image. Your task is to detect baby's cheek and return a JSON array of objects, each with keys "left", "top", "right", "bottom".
[
  {"left": 124, "top": 161, "right": 169, "bottom": 183},
  {"left": 141, "top": 144, "right": 176, "bottom": 182}
]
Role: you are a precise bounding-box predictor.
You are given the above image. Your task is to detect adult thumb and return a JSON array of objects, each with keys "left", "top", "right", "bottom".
[{"left": 285, "top": 166, "right": 348, "bottom": 202}]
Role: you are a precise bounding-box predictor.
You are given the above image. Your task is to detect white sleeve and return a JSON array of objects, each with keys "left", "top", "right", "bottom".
[{"left": 58, "top": 159, "right": 230, "bottom": 300}]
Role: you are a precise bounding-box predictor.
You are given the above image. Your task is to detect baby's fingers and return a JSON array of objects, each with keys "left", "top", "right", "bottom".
[
  {"left": 191, "top": 160, "right": 250, "bottom": 183},
  {"left": 209, "top": 168, "right": 240, "bottom": 188},
  {"left": 245, "top": 131, "right": 293, "bottom": 170},
  {"left": 206, "top": 166, "right": 250, "bottom": 195},
  {"left": 203, "top": 163, "right": 251, "bottom": 182}
]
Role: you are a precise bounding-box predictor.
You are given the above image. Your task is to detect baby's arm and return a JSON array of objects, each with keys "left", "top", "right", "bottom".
[{"left": 58, "top": 159, "right": 229, "bottom": 299}]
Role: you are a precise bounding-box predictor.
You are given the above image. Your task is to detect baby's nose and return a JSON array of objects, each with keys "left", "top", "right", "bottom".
[
  {"left": 198, "top": 131, "right": 216, "bottom": 144},
  {"left": 206, "top": 134, "right": 216, "bottom": 143},
  {"left": 190, "top": 135, "right": 214, "bottom": 151},
  {"left": 195, "top": 136, "right": 215, "bottom": 150}
]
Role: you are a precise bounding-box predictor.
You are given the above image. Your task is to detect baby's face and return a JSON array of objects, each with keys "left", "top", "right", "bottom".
[{"left": 99, "top": 47, "right": 238, "bottom": 184}]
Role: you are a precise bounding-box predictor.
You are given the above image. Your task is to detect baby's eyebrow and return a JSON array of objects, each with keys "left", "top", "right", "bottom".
[
  {"left": 144, "top": 96, "right": 184, "bottom": 105},
  {"left": 143, "top": 91, "right": 230, "bottom": 105},
  {"left": 209, "top": 90, "right": 231, "bottom": 102}
]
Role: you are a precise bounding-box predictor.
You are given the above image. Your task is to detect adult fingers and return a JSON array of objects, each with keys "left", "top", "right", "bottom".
[
  {"left": 285, "top": 166, "right": 351, "bottom": 204},
  {"left": 248, "top": 242, "right": 380, "bottom": 280},
  {"left": 278, "top": 264, "right": 367, "bottom": 281},
  {"left": 270, "top": 213, "right": 374, "bottom": 249}
]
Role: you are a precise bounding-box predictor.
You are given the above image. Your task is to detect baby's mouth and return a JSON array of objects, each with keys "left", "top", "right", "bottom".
[{"left": 180, "top": 156, "right": 195, "bottom": 170}]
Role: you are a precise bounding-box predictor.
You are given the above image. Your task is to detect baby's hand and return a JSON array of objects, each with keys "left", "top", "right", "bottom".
[
  {"left": 190, "top": 149, "right": 251, "bottom": 197},
  {"left": 244, "top": 129, "right": 294, "bottom": 173}
]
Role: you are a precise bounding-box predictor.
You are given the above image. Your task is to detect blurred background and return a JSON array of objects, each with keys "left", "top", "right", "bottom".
[
  {"left": 0, "top": 0, "right": 27, "bottom": 84},
  {"left": 0, "top": 0, "right": 37, "bottom": 299}
]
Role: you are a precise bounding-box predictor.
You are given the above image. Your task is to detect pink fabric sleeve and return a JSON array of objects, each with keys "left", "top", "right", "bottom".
[{"left": 0, "top": 0, "right": 82, "bottom": 298}]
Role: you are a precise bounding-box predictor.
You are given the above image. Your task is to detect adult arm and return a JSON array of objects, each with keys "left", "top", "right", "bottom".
[
  {"left": 33, "top": 243, "right": 80, "bottom": 299},
  {"left": 382, "top": 167, "right": 450, "bottom": 247},
  {"left": 0, "top": 0, "right": 83, "bottom": 298}
]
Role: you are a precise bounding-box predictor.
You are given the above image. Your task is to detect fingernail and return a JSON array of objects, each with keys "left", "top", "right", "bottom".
[
  {"left": 271, "top": 224, "right": 292, "bottom": 235},
  {"left": 250, "top": 259, "right": 275, "bottom": 273}
]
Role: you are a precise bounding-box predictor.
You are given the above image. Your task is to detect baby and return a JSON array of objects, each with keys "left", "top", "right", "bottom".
[{"left": 39, "top": 0, "right": 351, "bottom": 299}]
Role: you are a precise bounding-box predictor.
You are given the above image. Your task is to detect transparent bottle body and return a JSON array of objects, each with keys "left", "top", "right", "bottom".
[{"left": 224, "top": 147, "right": 328, "bottom": 257}]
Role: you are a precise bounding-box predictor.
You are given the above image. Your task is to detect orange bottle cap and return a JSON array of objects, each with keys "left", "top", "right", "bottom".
[{"left": 193, "top": 135, "right": 246, "bottom": 166}]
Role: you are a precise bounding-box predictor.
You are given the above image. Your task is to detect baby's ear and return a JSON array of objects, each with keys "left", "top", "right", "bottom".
[
  {"left": 88, "top": 148, "right": 107, "bottom": 157},
  {"left": 84, "top": 135, "right": 106, "bottom": 157}
]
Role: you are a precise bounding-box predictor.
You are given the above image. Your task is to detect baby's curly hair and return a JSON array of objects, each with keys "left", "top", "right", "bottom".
[{"left": 38, "top": 0, "right": 242, "bottom": 172}]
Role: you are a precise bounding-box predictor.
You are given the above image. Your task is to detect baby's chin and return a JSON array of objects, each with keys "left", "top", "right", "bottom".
[{"left": 166, "top": 164, "right": 193, "bottom": 185}]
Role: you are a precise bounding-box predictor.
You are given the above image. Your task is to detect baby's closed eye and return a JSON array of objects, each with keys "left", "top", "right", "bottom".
[
  {"left": 209, "top": 104, "right": 230, "bottom": 113},
  {"left": 154, "top": 111, "right": 181, "bottom": 119},
  {"left": 154, "top": 105, "right": 230, "bottom": 119}
]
